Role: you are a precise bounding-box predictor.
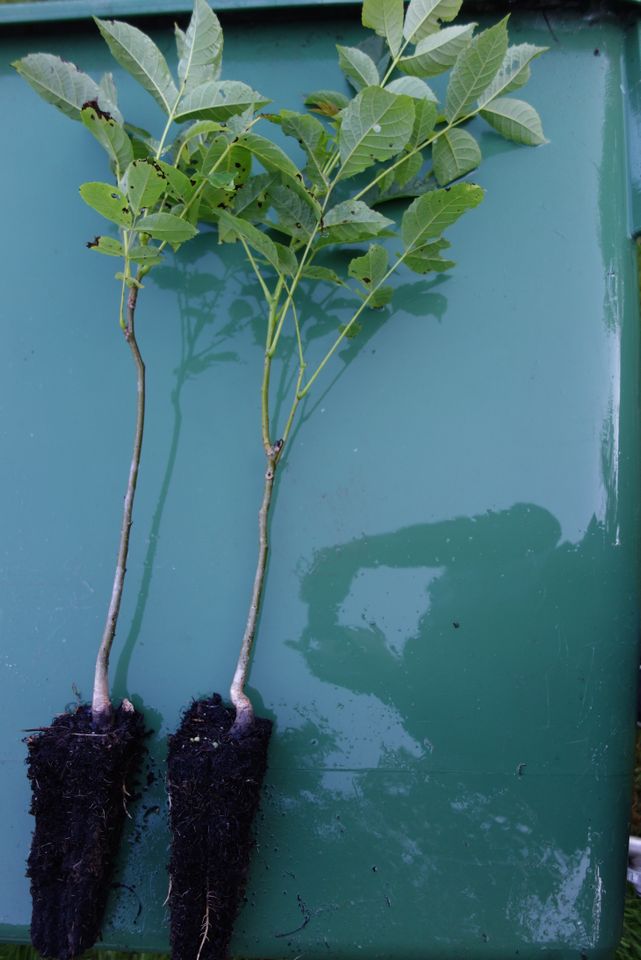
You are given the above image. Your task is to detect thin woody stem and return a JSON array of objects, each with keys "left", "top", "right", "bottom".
[
  {"left": 92, "top": 282, "right": 146, "bottom": 725},
  {"left": 229, "top": 271, "right": 291, "bottom": 731},
  {"left": 229, "top": 452, "right": 277, "bottom": 733}
]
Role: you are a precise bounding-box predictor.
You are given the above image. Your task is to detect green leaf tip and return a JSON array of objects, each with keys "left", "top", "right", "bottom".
[
  {"left": 13, "top": 52, "right": 122, "bottom": 123},
  {"left": 94, "top": 15, "right": 179, "bottom": 115}
]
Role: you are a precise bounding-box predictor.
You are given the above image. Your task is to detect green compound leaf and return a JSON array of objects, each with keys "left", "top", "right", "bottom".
[
  {"left": 478, "top": 42, "right": 547, "bottom": 107},
  {"left": 129, "top": 244, "right": 164, "bottom": 262},
  {"left": 199, "top": 140, "right": 251, "bottom": 196},
  {"left": 156, "top": 161, "right": 196, "bottom": 203},
  {"left": 480, "top": 97, "right": 546, "bottom": 146},
  {"left": 401, "top": 182, "right": 483, "bottom": 251},
  {"left": 268, "top": 181, "right": 317, "bottom": 240},
  {"left": 175, "top": 80, "right": 269, "bottom": 121},
  {"left": 304, "top": 89, "right": 350, "bottom": 117},
  {"left": 175, "top": 119, "right": 224, "bottom": 153},
  {"left": 337, "top": 45, "right": 380, "bottom": 92},
  {"left": 349, "top": 242, "right": 389, "bottom": 287},
  {"left": 399, "top": 24, "right": 476, "bottom": 78},
  {"left": 98, "top": 71, "right": 119, "bottom": 110},
  {"left": 175, "top": 23, "right": 188, "bottom": 62},
  {"left": 79, "top": 181, "right": 133, "bottom": 227},
  {"left": 273, "top": 242, "right": 298, "bottom": 275},
  {"left": 204, "top": 170, "right": 236, "bottom": 189},
  {"left": 123, "top": 159, "right": 168, "bottom": 213},
  {"left": 86, "top": 235, "right": 124, "bottom": 256},
  {"left": 394, "top": 150, "right": 424, "bottom": 186},
  {"left": 12, "top": 53, "right": 118, "bottom": 122},
  {"left": 236, "top": 133, "right": 302, "bottom": 183},
  {"left": 133, "top": 212, "right": 197, "bottom": 242},
  {"left": 218, "top": 210, "right": 280, "bottom": 271},
  {"left": 232, "top": 173, "right": 275, "bottom": 221},
  {"left": 432, "top": 128, "right": 481, "bottom": 185},
  {"left": 385, "top": 76, "right": 436, "bottom": 100},
  {"left": 80, "top": 101, "right": 133, "bottom": 175},
  {"left": 301, "top": 265, "right": 346, "bottom": 285},
  {"left": 124, "top": 121, "right": 157, "bottom": 158},
  {"left": 403, "top": 0, "right": 463, "bottom": 45},
  {"left": 348, "top": 242, "right": 393, "bottom": 305},
  {"left": 362, "top": 0, "right": 404, "bottom": 58},
  {"left": 445, "top": 18, "right": 509, "bottom": 122},
  {"left": 94, "top": 17, "right": 179, "bottom": 115},
  {"left": 317, "top": 199, "right": 394, "bottom": 248},
  {"left": 280, "top": 110, "right": 330, "bottom": 186},
  {"left": 409, "top": 98, "right": 437, "bottom": 146},
  {"left": 404, "top": 237, "right": 455, "bottom": 273},
  {"left": 338, "top": 87, "right": 415, "bottom": 180},
  {"left": 177, "top": 0, "right": 223, "bottom": 93}
]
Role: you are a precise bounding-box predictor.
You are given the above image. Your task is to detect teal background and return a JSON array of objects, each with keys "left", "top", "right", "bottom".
[{"left": 1, "top": 5, "right": 641, "bottom": 959}]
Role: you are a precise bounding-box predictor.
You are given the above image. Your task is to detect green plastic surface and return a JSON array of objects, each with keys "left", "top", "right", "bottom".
[
  {"left": 0, "top": 0, "right": 640, "bottom": 26},
  {"left": 0, "top": 0, "right": 357, "bottom": 25},
  {"left": 1, "top": 6, "right": 641, "bottom": 959}
]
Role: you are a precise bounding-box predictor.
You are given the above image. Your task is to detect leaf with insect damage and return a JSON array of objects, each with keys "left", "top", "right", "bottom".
[
  {"left": 80, "top": 101, "right": 133, "bottom": 175},
  {"left": 349, "top": 243, "right": 392, "bottom": 306},
  {"left": 86, "top": 235, "right": 124, "bottom": 256},
  {"left": 122, "top": 159, "right": 168, "bottom": 213},
  {"left": 13, "top": 53, "right": 120, "bottom": 122},
  {"left": 80, "top": 181, "right": 133, "bottom": 227},
  {"left": 316, "top": 199, "right": 394, "bottom": 249}
]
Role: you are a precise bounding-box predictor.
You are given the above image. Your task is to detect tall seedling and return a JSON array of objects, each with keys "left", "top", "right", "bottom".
[
  {"left": 12, "top": 2, "right": 241, "bottom": 954},
  {"left": 165, "top": 1, "right": 547, "bottom": 958}
]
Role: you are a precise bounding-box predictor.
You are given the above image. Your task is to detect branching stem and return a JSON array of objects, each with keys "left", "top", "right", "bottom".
[
  {"left": 226, "top": 98, "right": 479, "bottom": 733},
  {"left": 92, "top": 278, "right": 145, "bottom": 726}
]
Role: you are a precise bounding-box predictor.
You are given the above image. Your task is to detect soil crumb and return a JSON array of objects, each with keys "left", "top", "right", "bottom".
[
  {"left": 167, "top": 695, "right": 272, "bottom": 960},
  {"left": 26, "top": 703, "right": 145, "bottom": 959}
]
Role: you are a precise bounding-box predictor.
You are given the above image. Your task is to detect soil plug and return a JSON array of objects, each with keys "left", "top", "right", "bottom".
[
  {"left": 13, "top": 2, "right": 231, "bottom": 953},
  {"left": 166, "top": 1, "right": 547, "bottom": 957}
]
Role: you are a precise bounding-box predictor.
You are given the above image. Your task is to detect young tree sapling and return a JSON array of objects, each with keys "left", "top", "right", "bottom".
[
  {"left": 13, "top": 2, "right": 237, "bottom": 953},
  {"left": 165, "top": 2, "right": 547, "bottom": 958}
]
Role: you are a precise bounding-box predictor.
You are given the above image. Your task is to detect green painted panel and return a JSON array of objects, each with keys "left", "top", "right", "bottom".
[
  {"left": 0, "top": 7, "right": 640, "bottom": 960},
  {"left": 0, "top": 0, "right": 353, "bottom": 24},
  {"left": 1, "top": 0, "right": 640, "bottom": 26}
]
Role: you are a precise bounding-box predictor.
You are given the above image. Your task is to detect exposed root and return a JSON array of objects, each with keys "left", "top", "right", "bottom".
[{"left": 196, "top": 898, "right": 211, "bottom": 960}]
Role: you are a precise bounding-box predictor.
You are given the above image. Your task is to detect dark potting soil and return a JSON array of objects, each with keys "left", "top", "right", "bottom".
[
  {"left": 167, "top": 695, "right": 273, "bottom": 960},
  {"left": 26, "top": 703, "right": 146, "bottom": 960}
]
